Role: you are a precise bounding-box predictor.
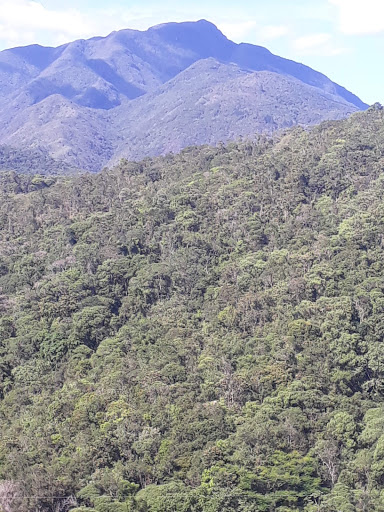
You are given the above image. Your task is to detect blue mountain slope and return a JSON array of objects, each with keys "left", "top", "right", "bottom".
[{"left": 0, "top": 20, "right": 368, "bottom": 171}]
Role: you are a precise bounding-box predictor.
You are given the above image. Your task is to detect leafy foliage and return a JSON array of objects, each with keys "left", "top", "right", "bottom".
[{"left": 1, "top": 109, "right": 384, "bottom": 511}]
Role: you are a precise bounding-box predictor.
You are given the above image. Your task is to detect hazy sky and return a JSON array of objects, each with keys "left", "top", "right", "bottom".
[{"left": 0, "top": 0, "right": 382, "bottom": 105}]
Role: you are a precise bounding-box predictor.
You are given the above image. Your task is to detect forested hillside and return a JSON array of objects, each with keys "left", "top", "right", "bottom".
[
  {"left": 1, "top": 107, "right": 384, "bottom": 511},
  {"left": 0, "top": 145, "right": 78, "bottom": 175}
]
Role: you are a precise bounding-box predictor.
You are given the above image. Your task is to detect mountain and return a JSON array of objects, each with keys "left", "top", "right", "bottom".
[
  {"left": 112, "top": 58, "right": 362, "bottom": 161},
  {"left": 0, "top": 20, "right": 368, "bottom": 171},
  {"left": 1, "top": 108, "right": 384, "bottom": 511}
]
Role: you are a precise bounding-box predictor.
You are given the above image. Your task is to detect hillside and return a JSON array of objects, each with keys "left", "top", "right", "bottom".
[
  {"left": 0, "top": 144, "right": 79, "bottom": 175},
  {"left": 1, "top": 108, "right": 384, "bottom": 511},
  {"left": 0, "top": 20, "right": 368, "bottom": 172},
  {"left": 112, "top": 59, "right": 361, "bottom": 161}
]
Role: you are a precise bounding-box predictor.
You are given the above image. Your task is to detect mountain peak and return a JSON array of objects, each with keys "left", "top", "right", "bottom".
[
  {"left": 149, "top": 19, "right": 222, "bottom": 33},
  {"left": 147, "top": 19, "right": 231, "bottom": 59}
]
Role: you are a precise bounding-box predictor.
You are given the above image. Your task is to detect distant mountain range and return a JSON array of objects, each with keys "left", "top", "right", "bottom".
[{"left": 0, "top": 20, "right": 368, "bottom": 172}]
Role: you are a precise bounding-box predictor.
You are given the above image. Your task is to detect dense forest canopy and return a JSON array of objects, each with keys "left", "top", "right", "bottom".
[{"left": 1, "top": 107, "right": 384, "bottom": 511}]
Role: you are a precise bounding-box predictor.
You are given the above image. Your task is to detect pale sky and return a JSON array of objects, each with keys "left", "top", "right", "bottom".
[{"left": 0, "top": 0, "right": 382, "bottom": 105}]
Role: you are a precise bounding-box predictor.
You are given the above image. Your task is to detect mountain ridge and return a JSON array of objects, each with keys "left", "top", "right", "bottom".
[
  {"left": 111, "top": 58, "right": 362, "bottom": 163},
  {"left": 0, "top": 20, "right": 368, "bottom": 172}
]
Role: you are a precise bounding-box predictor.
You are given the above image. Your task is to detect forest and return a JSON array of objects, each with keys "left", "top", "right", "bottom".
[{"left": 1, "top": 106, "right": 384, "bottom": 511}]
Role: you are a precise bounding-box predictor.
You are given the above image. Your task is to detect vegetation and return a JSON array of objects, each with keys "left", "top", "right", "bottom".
[
  {"left": 0, "top": 145, "right": 79, "bottom": 175},
  {"left": 1, "top": 108, "right": 384, "bottom": 511}
]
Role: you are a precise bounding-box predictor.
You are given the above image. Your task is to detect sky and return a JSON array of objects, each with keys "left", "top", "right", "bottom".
[{"left": 0, "top": 0, "right": 382, "bottom": 105}]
